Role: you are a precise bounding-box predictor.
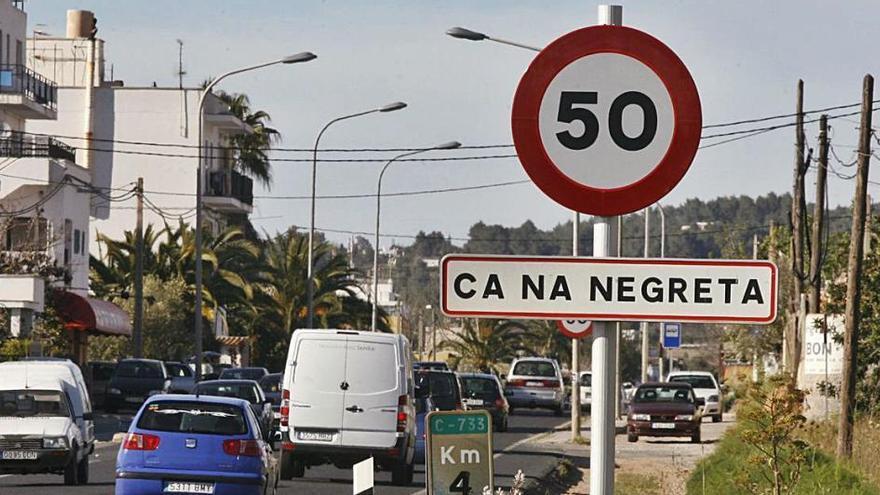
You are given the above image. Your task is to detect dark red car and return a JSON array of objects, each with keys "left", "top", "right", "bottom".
[{"left": 626, "top": 382, "right": 704, "bottom": 443}]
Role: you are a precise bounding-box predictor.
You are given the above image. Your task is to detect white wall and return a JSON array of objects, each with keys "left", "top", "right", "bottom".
[
  {"left": 26, "top": 85, "right": 245, "bottom": 256},
  {"left": 0, "top": 0, "right": 28, "bottom": 133}
]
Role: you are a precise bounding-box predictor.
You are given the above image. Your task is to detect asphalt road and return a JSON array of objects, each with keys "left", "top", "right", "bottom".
[{"left": 0, "top": 410, "right": 568, "bottom": 494}]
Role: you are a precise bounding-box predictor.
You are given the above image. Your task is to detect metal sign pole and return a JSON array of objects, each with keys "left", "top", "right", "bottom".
[
  {"left": 591, "top": 216, "right": 619, "bottom": 494},
  {"left": 591, "top": 7, "right": 622, "bottom": 495},
  {"left": 572, "top": 211, "right": 581, "bottom": 441}
]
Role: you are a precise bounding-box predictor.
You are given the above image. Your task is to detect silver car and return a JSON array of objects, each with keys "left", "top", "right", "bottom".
[{"left": 504, "top": 358, "right": 565, "bottom": 416}]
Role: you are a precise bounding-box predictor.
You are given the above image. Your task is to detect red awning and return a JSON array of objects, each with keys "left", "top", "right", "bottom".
[{"left": 55, "top": 291, "right": 132, "bottom": 337}]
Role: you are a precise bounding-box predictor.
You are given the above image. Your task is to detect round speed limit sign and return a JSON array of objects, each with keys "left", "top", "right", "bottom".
[
  {"left": 557, "top": 319, "right": 593, "bottom": 339},
  {"left": 512, "top": 25, "right": 701, "bottom": 216}
]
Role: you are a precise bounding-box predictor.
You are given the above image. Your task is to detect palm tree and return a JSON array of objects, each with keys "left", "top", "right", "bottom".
[
  {"left": 521, "top": 319, "right": 573, "bottom": 368},
  {"left": 206, "top": 86, "right": 280, "bottom": 187},
  {"left": 90, "top": 224, "right": 168, "bottom": 299},
  {"left": 442, "top": 319, "right": 527, "bottom": 374}
]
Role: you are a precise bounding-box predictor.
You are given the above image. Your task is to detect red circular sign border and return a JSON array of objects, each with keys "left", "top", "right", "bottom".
[
  {"left": 511, "top": 25, "right": 702, "bottom": 216},
  {"left": 556, "top": 320, "right": 593, "bottom": 339}
]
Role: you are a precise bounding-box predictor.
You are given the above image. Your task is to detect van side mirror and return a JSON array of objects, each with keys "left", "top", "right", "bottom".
[{"left": 271, "top": 431, "right": 283, "bottom": 450}]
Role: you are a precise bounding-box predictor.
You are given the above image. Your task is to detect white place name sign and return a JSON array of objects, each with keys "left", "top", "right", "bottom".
[{"left": 441, "top": 255, "right": 777, "bottom": 324}]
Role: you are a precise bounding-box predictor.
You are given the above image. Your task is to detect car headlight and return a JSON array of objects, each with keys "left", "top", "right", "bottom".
[
  {"left": 108, "top": 388, "right": 122, "bottom": 395},
  {"left": 631, "top": 413, "right": 650, "bottom": 421},
  {"left": 708, "top": 395, "right": 719, "bottom": 403},
  {"left": 675, "top": 414, "right": 694, "bottom": 421},
  {"left": 43, "top": 437, "right": 69, "bottom": 449}
]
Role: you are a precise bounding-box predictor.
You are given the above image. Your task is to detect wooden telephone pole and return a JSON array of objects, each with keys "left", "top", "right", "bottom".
[
  {"left": 838, "top": 75, "right": 873, "bottom": 459},
  {"left": 808, "top": 115, "right": 829, "bottom": 314},
  {"left": 133, "top": 177, "right": 144, "bottom": 358},
  {"left": 788, "top": 80, "right": 808, "bottom": 375}
]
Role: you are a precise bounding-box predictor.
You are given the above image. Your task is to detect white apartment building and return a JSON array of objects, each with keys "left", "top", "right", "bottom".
[
  {"left": 26, "top": 9, "right": 254, "bottom": 256},
  {"left": 1, "top": 2, "right": 131, "bottom": 354}
]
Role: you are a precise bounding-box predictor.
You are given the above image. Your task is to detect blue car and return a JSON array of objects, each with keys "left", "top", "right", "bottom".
[
  {"left": 115, "top": 394, "right": 279, "bottom": 495},
  {"left": 414, "top": 396, "right": 434, "bottom": 464}
]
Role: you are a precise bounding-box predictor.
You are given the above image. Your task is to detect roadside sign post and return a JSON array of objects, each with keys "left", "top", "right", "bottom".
[
  {"left": 557, "top": 319, "right": 594, "bottom": 339},
  {"left": 352, "top": 457, "right": 374, "bottom": 495},
  {"left": 663, "top": 322, "right": 682, "bottom": 349},
  {"left": 426, "top": 410, "right": 494, "bottom": 495}
]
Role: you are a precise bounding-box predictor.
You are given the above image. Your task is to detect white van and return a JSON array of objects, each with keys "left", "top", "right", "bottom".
[
  {"left": 279, "top": 330, "right": 416, "bottom": 485},
  {"left": 666, "top": 370, "right": 723, "bottom": 422},
  {"left": 0, "top": 359, "right": 95, "bottom": 485}
]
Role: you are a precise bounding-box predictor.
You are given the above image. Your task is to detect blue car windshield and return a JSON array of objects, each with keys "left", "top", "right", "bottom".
[{"left": 137, "top": 401, "right": 247, "bottom": 435}]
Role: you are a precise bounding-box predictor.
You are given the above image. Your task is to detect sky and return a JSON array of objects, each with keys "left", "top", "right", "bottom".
[{"left": 23, "top": 0, "right": 880, "bottom": 248}]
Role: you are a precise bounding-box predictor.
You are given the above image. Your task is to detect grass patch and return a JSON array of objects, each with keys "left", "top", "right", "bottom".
[
  {"left": 799, "top": 416, "right": 880, "bottom": 489},
  {"left": 616, "top": 472, "right": 662, "bottom": 495},
  {"left": 687, "top": 426, "right": 880, "bottom": 495}
]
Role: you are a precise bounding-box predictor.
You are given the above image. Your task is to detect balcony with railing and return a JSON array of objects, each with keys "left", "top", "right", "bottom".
[
  {"left": 0, "top": 131, "right": 76, "bottom": 162},
  {"left": 0, "top": 64, "right": 58, "bottom": 119},
  {"left": 204, "top": 170, "right": 254, "bottom": 214}
]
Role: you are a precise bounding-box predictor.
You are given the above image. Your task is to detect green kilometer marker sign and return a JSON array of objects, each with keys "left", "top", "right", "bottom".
[{"left": 426, "top": 410, "right": 494, "bottom": 495}]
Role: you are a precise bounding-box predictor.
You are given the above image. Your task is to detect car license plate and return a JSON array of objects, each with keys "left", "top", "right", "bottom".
[
  {"left": 651, "top": 422, "right": 676, "bottom": 430},
  {"left": 297, "top": 431, "right": 333, "bottom": 442},
  {"left": 525, "top": 381, "right": 543, "bottom": 387},
  {"left": 463, "top": 398, "right": 484, "bottom": 406},
  {"left": 164, "top": 481, "right": 214, "bottom": 494},
  {"left": 1, "top": 451, "right": 38, "bottom": 460}
]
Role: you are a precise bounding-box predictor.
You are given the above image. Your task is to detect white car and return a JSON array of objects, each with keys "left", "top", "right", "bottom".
[
  {"left": 666, "top": 371, "right": 723, "bottom": 422},
  {"left": 504, "top": 357, "right": 565, "bottom": 416},
  {"left": 578, "top": 371, "right": 592, "bottom": 410},
  {"left": 0, "top": 359, "right": 95, "bottom": 485},
  {"left": 279, "top": 329, "right": 416, "bottom": 486}
]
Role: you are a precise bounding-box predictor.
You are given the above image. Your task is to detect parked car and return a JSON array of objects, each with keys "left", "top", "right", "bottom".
[
  {"left": 0, "top": 359, "right": 95, "bottom": 485},
  {"left": 457, "top": 372, "right": 509, "bottom": 432},
  {"left": 259, "top": 373, "right": 283, "bottom": 431},
  {"left": 413, "top": 396, "right": 434, "bottom": 464},
  {"left": 578, "top": 371, "right": 592, "bottom": 411},
  {"left": 220, "top": 367, "right": 269, "bottom": 381},
  {"left": 164, "top": 362, "right": 196, "bottom": 394},
  {"left": 106, "top": 359, "right": 170, "bottom": 413},
  {"left": 192, "top": 380, "right": 274, "bottom": 441},
  {"left": 86, "top": 361, "right": 116, "bottom": 410},
  {"left": 626, "top": 382, "right": 704, "bottom": 443},
  {"left": 280, "top": 330, "right": 416, "bottom": 485},
  {"left": 414, "top": 370, "right": 464, "bottom": 411},
  {"left": 504, "top": 357, "right": 565, "bottom": 416},
  {"left": 666, "top": 371, "right": 723, "bottom": 422},
  {"left": 115, "top": 394, "right": 279, "bottom": 495},
  {"left": 413, "top": 361, "right": 449, "bottom": 372}
]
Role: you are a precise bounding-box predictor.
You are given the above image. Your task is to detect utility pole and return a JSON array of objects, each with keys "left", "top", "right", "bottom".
[
  {"left": 640, "top": 207, "right": 650, "bottom": 383},
  {"left": 838, "top": 74, "right": 873, "bottom": 459},
  {"left": 808, "top": 115, "right": 828, "bottom": 314},
  {"left": 133, "top": 177, "right": 144, "bottom": 358},
  {"left": 571, "top": 211, "right": 581, "bottom": 441},
  {"left": 615, "top": 215, "right": 622, "bottom": 419},
  {"left": 789, "top": 79, "right": 808, "bottom": 376}
]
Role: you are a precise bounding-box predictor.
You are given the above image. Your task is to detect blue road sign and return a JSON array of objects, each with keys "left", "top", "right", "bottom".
[{"left": 663, "top": 323, "right": 681, "bottom": 349}]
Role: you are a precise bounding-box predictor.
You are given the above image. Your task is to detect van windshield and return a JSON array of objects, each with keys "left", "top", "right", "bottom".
[{"left": 0, "top": 390, "right": 71, "bottom": 418}]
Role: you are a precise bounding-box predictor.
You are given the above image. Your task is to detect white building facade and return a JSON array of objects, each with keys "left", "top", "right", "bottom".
[{"left": 26, "top": 9, "right": 254, "bottom": 256}]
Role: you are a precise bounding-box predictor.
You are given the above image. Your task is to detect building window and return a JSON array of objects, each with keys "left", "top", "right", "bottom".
[
  {"left": 73, "top": 229, "right": 81, "bottom": 255},
  {"left": 15, "top": 40, "right": 22, "bottom": 66},
  {"left": 3, "top": 217, "right": 48, "bottom": 251},
  {"left": 64, "top": 219, "right": 72, "bottom": 266}
]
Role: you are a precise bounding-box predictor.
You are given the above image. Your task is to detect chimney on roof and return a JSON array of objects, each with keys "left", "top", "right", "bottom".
[{"left": 66, "top": 10, "right": 95, "bottom": 38}]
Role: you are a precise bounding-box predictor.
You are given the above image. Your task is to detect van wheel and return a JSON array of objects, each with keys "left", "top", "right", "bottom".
[
  {"left": 63, "top": 456, "right": 79, "bottom": 485},
  {"left": 76, "top": 454, "right": 89, "bottom": 484},
  {"left": 712, "top": 414, "right": 722, "bottom": 423},
  {"left": 280, "top": 452, "right": 305, "bottom": 479},
  {"left": 627, "top": 432, "right": 638, "bottom": 443},
  {"left": 391, "top": 461, "right": 414, "bottom": 486}
]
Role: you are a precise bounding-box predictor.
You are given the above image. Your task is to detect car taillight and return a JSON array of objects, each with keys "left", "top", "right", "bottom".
[
  {"left": 280, "top": 389, "right": 290, "bottom": 427},
  {"left": 223, "top": 439, "right": 261, "bottom": 457},
  {"left": 397, "top": 395, "right": 408, "bottom": 432},
  {"left": 507, "top": 379, "right": 525, "bottom": 387},
  {"left": 544, "top": 380, "right": 560, "bottom": 388},
  {"left": 123, "top": 433, "right": 160, "bottom": 451}
]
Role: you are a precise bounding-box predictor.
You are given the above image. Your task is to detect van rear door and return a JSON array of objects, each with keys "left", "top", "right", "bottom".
[
  {"left": 341, "top": 337, "right": 400, "bottom": 448},
  {"left": 289, "top": 335, "right": 347, "bottom": 446}
]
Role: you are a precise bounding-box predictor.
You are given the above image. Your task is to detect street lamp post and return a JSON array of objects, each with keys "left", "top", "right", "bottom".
[
  {"left": 194, "top": 51, "right": 316, "bottom": 381},
  {"left": 306, "top": 102, "right": 407, "bottom": 329},
  {"left": 371, "top": 141, "right": 461, "bottom": 332},
  {"left": 446, "top": 27, "right": 542, "bottom": 52}
]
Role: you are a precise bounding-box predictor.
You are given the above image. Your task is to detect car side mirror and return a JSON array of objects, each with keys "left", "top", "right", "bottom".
[
  {"left": 82, "top": 412, "right": 94, "bottom": 421},
  {"left": 271, "top": 430, "right": 283, "bottom": 450}
]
